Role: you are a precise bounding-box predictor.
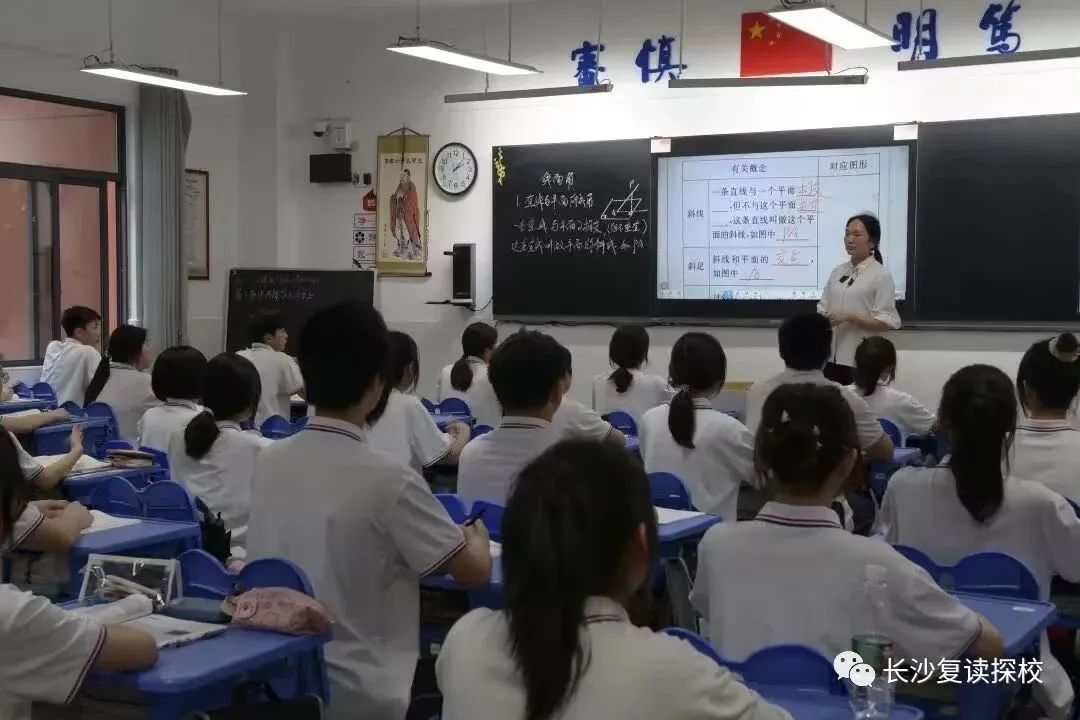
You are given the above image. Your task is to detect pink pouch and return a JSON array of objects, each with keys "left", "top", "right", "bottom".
[{"left": 225, "top": 588, "right": 331, "bottom": 635}]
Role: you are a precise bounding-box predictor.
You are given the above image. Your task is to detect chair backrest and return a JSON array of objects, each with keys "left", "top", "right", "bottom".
[
  {"left": 740, "top": 645, "right": 847, "bottom": 696},
  {"left": 139, "top": 446, "right": 170, "bottom": 471},
  {"left": 470, "top": 424, "right": 494, "bottom": 440},
  {"left": 178, "top": 549, "right": 236, "bottom": 599},
  {"left": 472, "top": 500, "right": 505, "bottom": 541},
  {"left": 85, "top": 402, "right": 120, "bottom": 442},
  {"left": 32, "top": 382, "right": 56, "bottom": 402},
  {"left": 648, "top": 472, "right": 692, "bottom": 510},
  {"left": 86, "top": 476, "right": 143, "bottom": 517},
  {"left": 12, "top": 381, "right": 30, "bottom": 398},
  {"left": 100, "top": 439, "right": 135, "bottom": 454},
  {"left": 141, "top": 481, "right": 200, "bottom": 523},
  {"left": 664, "top": 557, "right": 698, "bottom": 632},
  {"left": 420, "top": 398, "right": 437, "bottom": 413},
  {"left": 953, "top": 551, "right": 1040, "bottom": 600},
  {"left": 436, "top": 494, "right": 469, "bottom": 524},
  {"left": 60, "top": 400, "right": 83, "bottom": 415},
  {"left": 878, "top": 418, "right": 902, "bottom": 447},
  {"left": 437, "top": 397, "right": 470, "bottom": 416},
  {"left": 239, "top": 557, "right": 315, "bottom": 596},
  {"left": 260, "top": 415, "right": 295, "bottom": 439},
  {"left": 893, "top": 544, "right": 941, "bottom": 582},
  {"left": 603, "top": 410, "right": 638, "bottom": 436},
  {"left": 663, "top": 627, "right": 726, "bottom": 665}
]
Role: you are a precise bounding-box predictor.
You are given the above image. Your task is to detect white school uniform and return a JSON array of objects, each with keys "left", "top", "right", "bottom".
[
  {"left": 591, "top": 369, "right": 673, "bottom": 427},
  {"left": 237, "top": 343, "right": 304, "bottom": 426},
  {"left": 1011, "top": 418, "right": 1080, "bottom": 504},
  {"left": 168, "top": 421, "right": 271, "bottom": 554},
  {"left": 0, "top": 435, "right": 45, "bottom": 554},
  {"left": 639, "top": 398, "right": 755, "bottom": 521},
  {"left": 0, "top": 583, "right": 107, "bottom": 720},
  {"left": 879, "top": 464, "right": 1080, "bottom": 716},
  {"left": 366, "top": 389, "right": 452, "bottom": 473},
  {"left": 137, "top": 399, "right": 203, "bottom": 451},
  {"left": 437, "top": 357, "right": 487, "bottom": 403},
  {"left": 551, "top": 397, "right": 615, "bottom": 442},
  {"left": 745, "top": 368, "right": 886, "bottom": 450},
  {"left": 817, "top": 256, "right": 901, "bottom": 368},
  {"left": 93, "top": 362, "right": 161, "bottom": 444},
  {"left": 247, "top": 417, "right": 466, "bottom": 720},
  {"left": 40, "top": 338, "right": 102, "bottom": 406},
  {"left": 692, "top": 502, "right": 981, "bottom": 664},
  {"left": 852, "top": 382, "right": 935, "bottom": 438},
  {"left": 457, "top": 416, "right": 556, "bottom": 506},
  {"left": 437, "top": 596, "right": 792, "bottom": 720}
]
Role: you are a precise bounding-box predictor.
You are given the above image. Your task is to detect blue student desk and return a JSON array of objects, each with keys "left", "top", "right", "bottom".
[
  {"left": 31, "top": 416, "right": 111, "bottom": 456},
  {"left": 756, "top": 686, "right": 924, "bottom": 719},
  {"left": 0, "top": 398, "right": 55, "bottom": 414},
  {"left": 70, "top": 519, "right": 200, "bottom": 590},
  {"left": 431, "top": 411, "right": 473, "bottom": 430},
  {"left": 62, "top": 465, "right": 166, "bottom": 503},
  {"left": 953, "top": 592, "right": 1055, "bottom": 657}
]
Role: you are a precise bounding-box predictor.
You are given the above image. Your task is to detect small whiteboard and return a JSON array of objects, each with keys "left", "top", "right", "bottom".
[{"left": 184, "top": 169, "right": 209, "bottom": 280}]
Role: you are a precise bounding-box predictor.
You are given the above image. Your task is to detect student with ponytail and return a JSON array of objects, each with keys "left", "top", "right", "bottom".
[
  {"left": 591, "top": 325, "right": 672, "bottom": 425},
  {"left": 169, "top": 354, "right": 268, "bottom": 556},
  {"left": 880, "top": 364, "right": 1080, "bottom": 718},
  {"left": 551, "top": 345, "right": 624, "bottom": 446},
  {"left": 438, "top": 439, "right": 790, "bottom": 720},
  {"left": 85, "top": 324, "right": 159, "bottom": 443},
  {"left": 851, "top": 336, "right": 935, "bottom": 438},
  {"left": 437, "top": 322, "right": 501, "bottom": 426},
  {"left": 639, "top": 332, "right": 755, "bottom": 521}
]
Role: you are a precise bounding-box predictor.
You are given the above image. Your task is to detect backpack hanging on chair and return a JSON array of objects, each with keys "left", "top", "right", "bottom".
[{"left": 194, "top": 497, "right": 231, "bottom": 563}]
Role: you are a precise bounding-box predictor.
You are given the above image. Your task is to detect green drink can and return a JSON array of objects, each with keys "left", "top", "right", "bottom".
[{"left": 852, "top": 634, "right": 894, "bottom": 673}]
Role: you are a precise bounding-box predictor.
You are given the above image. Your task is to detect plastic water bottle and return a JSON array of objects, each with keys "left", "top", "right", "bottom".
[{"left": 849, "top": 564, "right": 895, "bottom": 720}]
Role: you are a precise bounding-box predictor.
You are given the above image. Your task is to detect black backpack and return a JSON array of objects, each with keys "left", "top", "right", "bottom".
[{"left": 194, "top": 496, "right": 231, "bottom": 563}]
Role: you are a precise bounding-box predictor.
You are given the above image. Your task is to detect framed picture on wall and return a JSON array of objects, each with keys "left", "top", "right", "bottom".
[
  {"left": 183, "top": 169, "right": 210, "bottom": 280},
  {"left": 376, "top": 132, "right": 430, "bottom": 277}
]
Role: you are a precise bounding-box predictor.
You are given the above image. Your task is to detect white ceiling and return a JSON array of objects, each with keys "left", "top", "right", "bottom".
[{"left": 227, "top": 0, "right": 506, "bottom": 18}]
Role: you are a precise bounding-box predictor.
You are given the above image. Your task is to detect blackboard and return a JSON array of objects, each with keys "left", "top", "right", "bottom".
[
  {"left": 225, "top": 269, "right": 376, "bottom": 352},
  {"left": 492, "top": 139, "right": 653, "bottom": 317}
]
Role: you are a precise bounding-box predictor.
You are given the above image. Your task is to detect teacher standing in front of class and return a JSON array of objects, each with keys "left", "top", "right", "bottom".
[{"left": 817, "top": 214, "right": 901, "bottom": 385}]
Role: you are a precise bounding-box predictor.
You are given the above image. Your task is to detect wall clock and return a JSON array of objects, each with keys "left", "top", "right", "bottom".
[{"left": 433, "top": 142, "right": 477, "bottom": 196}]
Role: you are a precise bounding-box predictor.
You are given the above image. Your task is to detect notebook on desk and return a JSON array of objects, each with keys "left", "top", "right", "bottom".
[
  {"left": 81, "top": 510, "right": 142, "bottom": 535},
  {"left": 35, "top": 454, "right": 112, "bottom": 476},
  {"left": 73, "top": 595, "right": 228, "bottom": 649},
  {"left": 654, "top": 507, "right": 706, "bottom": 525}
]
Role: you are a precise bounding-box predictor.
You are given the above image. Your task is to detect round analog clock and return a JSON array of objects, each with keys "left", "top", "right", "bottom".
[{"left": 433, "top": 142, "right": 477, "bottom": 196}]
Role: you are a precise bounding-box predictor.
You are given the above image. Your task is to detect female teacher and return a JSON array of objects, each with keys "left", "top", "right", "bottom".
[{"left": 817, "top": 214, "right": 901, "bottom": 385}]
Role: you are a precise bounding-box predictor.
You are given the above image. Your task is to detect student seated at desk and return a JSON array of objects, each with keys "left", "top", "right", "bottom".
[
  {"left": 247, "top": 302, "right": 491, "bottom": 720},
  {"left": 40, "top": 306, "right": 103, "bottom": 406},
  {"left": 879, "top": 364, "right": 1080, "bottom": 719},
  {"left": 367, "top": 331, "right": 469, "bottom": 473},
  {"left": 1011, "top": 333, "right": 1080, "bottom": 504},
  {"left": 693, "top": 383, "right": 1002, "bottom": 677},
  {"left": 137, "top": 346, "right": 207, "bottom": 451},
  {"left": 592, "top": 324, "right": 673, "bottom": 426},
  {"left": 552, "top": 345, "right": 624, "bottom": 445},
  {"left": 237, "top": 311, "right": 304, "bottom": 427},
  {"left": 457, "top": 330, "right": 563, "bottom": 506},
  {"left": 169, "top": 354, "right": 269, "bottom": 557},
  {"left": 84, "top": 324, "right": 160, "bottom": 444},
  {"left": 640, "top": 333, "right": 755, "bottom": 521},
  {"left": 437, "top": 321, "right": 498, "bottom": 403},
  {"left": 851, "top": 336, "right": 936, "bottom": 438},
  {"left": 1, "top": 364, "right": 12, "bottom": 402},
  {"left": 438, "top": 439, "right": 791, "bottom": 720}
]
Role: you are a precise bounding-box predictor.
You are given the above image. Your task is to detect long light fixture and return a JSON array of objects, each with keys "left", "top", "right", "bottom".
[
  {"left": 446, "top": 83, "right": 612, "bottom": 103},
  {"left": 767, "top": 2, "right": 893, "bottom": 50},
  {"left": 387, "top": 38, "right": 539, "bottom": 76},
  {"left": 669, "top": 73, "right": 867, "bottom": 88},
  {"left": 899, "top": 46, "right": 1080, "bottom": 71}
]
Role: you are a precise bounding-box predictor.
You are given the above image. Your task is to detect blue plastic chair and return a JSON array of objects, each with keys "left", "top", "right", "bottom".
[
  {"left": 85, "top": 402, "right": 120, "bottom": 443},
  {"left": 437, "top": 397, "right": 470, "bottom": 416},
  {"left": 648, "top": 472, "right": 692, "bottom": 510},
  {"left": 472, "top": 500, "right": 505, "bottom": 541},
  {"left": 878, "top": 418, "right": 902, "bottom": 447},
  {"left": 436, "top": 494, "right": 469, "bottom": 524},
  {"left": 178, "top": 549, "right": 235, "bottom": 599},
  {"left": 260, "top": 415, "right": 295, "bottom": 440},
  {"left": 603, "top": 410, "right": 638, "bottom": 436},
  {"left": 12, "top": 381, "right": 30, "bottom": 398},
  {"left": 139, "top": 446, "right": 170, "bottom": 471},
  {"left": 142, "top": 482, "right": 199, "bottom": 523},
  {"left": 100, "top": 440, "right": 135, "bottom": 454},
  {"left": 420, "top": 398, "right": 437, "bottom": 413},
  {"left": 470, "top": 424, "right": 494, "bottom": 440},
  {"left": 86, "top": 476, "right": 143, "bottom": 517},
  {"left": 893, "top": 545, "right": 940, "bottom": 580},
  {"left": 32, "top": 382, "right": 56, "bottom": 402},
  {"left": 60, "top": 401, "right": 83, "bottom": 416},
  {"left": 953, "top": 552, "right": 1040, "bottom": 600}
]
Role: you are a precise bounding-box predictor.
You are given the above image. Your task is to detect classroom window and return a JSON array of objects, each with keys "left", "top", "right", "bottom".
[{"left": 0, "top": 89, "right": 125, "bottom": 365}]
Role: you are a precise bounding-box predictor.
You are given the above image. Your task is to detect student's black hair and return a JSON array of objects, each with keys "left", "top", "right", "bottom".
[
  {"left": 85, "top": 325, "right": 148, "bottom": 405},
  {"left": 558, "top": 344, "right": 573, "bottom": 377},
  {"left": 939, "top": 364, "right": 1016, "bottom": 524},
  {"left": 667, "top": 332, "right": 726, "bottom": 449},
  {"left": 853, "top": 336, "right": 897, "bottom": 398},
  {"left": 450, "top": 322, "right": 498, "bottom": 392},
  {"left": 298, "top": 302, "right": 388, "bottom": 411},
  {"left": 487, "top": 330, "right": 566, "bottom": 413},
  {"left": 1017, "top": 333, "right": 1080, "bottom": 415},
  {"left": 608, "top": 325, "right": 649, "bottom": 394},
  {"left": 848, "top": 213, "right": 883, "bottom": 264},
  {"left": 248, "top": 311, "right": 288, "bottom": 346},
  {"left": 386, "top": 330, "right": 420, "bottom": 392},
  {"left": 754, "top": 383, "right": 859, "bottom": 496},
  {"left": 0, "top": 431, "right": 30, "bottom": 549},
  {"left": 778, "top": 313, "right": 833, "bottom": 371},
  {"left": 150, "top": 346, "right": 207, "bottom": 402},
  {"left": 61, "top": 305, "right": 101, "bottom": 337},
  {"left": 503, "top": 439, "right": 658, "bottom": 720},
  {"left": 184, "top": 354, "right": 262, "bottom": 460}
]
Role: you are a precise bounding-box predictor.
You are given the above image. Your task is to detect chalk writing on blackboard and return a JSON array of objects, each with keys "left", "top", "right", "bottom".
[{"left": 600, "top": 180, "right": 646, "bottom": 219}]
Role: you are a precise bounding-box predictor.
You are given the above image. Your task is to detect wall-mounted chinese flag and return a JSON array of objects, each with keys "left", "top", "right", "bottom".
[{"left": 740, "top": 11, "right": 832, "bottom": 77}]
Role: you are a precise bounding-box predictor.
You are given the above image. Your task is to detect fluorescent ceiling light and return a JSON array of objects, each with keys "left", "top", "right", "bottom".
[
  {"left": 388, "top": 38, "right": 540, "bottom": 76},
  {"left": 669, "top": 74, "right": 867, "bottom": 88},
  {"left": 899, "top": 46, "right": 1080, "bottom": 71},
  {"left": 767, "top": 4, "right": 893, "bottom": 50},
  {"left": 82, "top": 62, "right": 246, "bottom": 96},
  {"left": 445, "top": 84, "right": 612, "bottom": 103}
]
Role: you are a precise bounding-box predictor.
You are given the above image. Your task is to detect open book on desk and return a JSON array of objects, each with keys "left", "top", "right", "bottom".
[
  {"left": 35, "top": 454, "right": 112, "bottom": 476},
  {"left": 73, "top": 595, "right": 228, "bottom": 649}
]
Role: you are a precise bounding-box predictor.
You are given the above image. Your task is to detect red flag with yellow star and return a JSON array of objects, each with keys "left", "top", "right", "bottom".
[{"left": 740, "top": 11, "right": 832, "bottom": 77}]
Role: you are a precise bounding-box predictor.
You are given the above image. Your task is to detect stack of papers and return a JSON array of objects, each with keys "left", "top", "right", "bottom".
[
  {"left": 81, "top": 510, "right": 142, "bottom": 535},
  {"left": 35, "top": 454, "right": 112, "bottom": 476},
  {"left": 655, "top": 507, "right": 706, "bottom": 525}
]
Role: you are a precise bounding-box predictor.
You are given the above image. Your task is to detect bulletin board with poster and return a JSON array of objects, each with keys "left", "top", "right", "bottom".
[{"left": 376, "top": 131, "right": 430, "bottom": 276}]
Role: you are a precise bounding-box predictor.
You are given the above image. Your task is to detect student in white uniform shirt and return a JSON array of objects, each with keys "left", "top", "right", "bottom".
[
  {"left": 640, "top": 332, "right": 754, "bottom": 521},
  {"left": 169, "top": 353, "right": 269, "bottom": 556},
  {"left": 237, "top": 311, "right": 305, "bottom": 427},
  {"left": 592, "top": 324, "right": 673, "bottom": 426},
  {"left": 137, "top": 346, "right": 207, "bottom": 451},
  {"left": 457, "top": 331, "right": 564, "bottom": 506},
  {"left": 39, "top": 305, "right": 103, "bottom": 406},
  {"left": 879, "top": 364, "right": 1080, "bottom": 719},
  {"left": 367, "top": 331, "right": 469, "bottom": 473},
  {"left": 437, "top": 321, "right": 498, "bottom": 406},
  {"left": 439, "top": 439, "right": 790, "bottom": 720},
  {"left": 693, "top": 383, "right": 1003, "bottom": 670},
  {"left": 851, "top": 336, "right": 935, "bottom": 438},
  {"left": 83, "top": 324, "right": 160, "bottom": 444},
  {"left": 1011, "top": 333, "right": 1080, "bottom": 503},
  {"left": 817, "top": 214, "right": 901, "bottom": 386},
  {"left": 551, "top": 344, "right": 624, "bottom": 445},
  {"left": 246, "top": 302, "right": 491, "bottom": 720}
]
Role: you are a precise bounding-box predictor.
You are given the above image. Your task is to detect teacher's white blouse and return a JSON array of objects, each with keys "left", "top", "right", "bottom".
[{"left": 817, "top": 257, "right": 901, "bottom": 367}]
